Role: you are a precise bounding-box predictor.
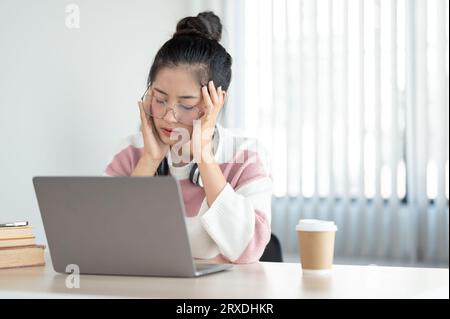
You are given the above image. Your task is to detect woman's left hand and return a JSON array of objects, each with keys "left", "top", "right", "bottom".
[{"left": 191, "top": 80, "right": 225, "bottom": 162}]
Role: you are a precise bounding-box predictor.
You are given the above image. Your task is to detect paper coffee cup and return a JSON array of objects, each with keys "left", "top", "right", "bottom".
[{"left": 296, "top": 219, "right": 338, "bottom": 275}]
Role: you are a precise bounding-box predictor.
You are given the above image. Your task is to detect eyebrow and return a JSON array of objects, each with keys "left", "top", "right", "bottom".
[{"left": 154, "top": 87, "right": 199, "bottom": 99}]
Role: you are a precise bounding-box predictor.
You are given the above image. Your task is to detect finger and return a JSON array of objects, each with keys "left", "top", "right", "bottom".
[
  {"left": 138, "top": 101, "right": 145, "bottom": 124},
  {"left": 138, "top": 101, "right": 148, "bottom": 127},
  {"left": 209, "top": 85, "right": 224, "bottom": 116},
  {"left": 208, "top": 80, "right": 219, "bottom": 105},
  {"left": 143, "top": 87, "right": 153, "bottom": 113},
  {"left": 201, "top": 85, "right": 213, "bottom": 115},
  {"left": 218, "top": 86, "right": 224, "bottom": 107}
]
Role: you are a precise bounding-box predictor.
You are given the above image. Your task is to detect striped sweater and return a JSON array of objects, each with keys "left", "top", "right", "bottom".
[{"left": 104, "top": 124, "right": 272, "bottom": 264}]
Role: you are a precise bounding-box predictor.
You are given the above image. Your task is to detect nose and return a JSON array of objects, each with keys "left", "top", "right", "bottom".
[{"left": 162, "top": 105, "right": 178, "bottom": 123}]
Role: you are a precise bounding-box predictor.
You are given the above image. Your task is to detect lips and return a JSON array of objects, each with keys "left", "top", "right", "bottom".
[{"left": 160, "top": 127, "right": 173, "bottom": 137}]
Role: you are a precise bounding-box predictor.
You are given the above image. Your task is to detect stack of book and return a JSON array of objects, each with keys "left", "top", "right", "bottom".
[{"left": 0, "top": 221, "right": 46, "bottom": 270}]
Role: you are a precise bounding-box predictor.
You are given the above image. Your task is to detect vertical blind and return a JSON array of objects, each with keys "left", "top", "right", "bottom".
[{"left": 195, "top": 0, "right": 449, "bottom": 265}]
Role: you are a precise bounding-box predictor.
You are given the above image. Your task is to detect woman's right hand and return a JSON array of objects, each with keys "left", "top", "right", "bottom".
[{"left": 137, "top": 88, "right": 169, "bottom": 163}]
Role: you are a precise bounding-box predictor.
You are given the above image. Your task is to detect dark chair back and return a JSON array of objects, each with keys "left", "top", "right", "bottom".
[{"left": 259, "top": 233, "right": 283, "bottom": 262}]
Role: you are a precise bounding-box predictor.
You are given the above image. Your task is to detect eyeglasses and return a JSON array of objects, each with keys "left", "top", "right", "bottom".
[{"left": 140, "top": 84, "right": 204, "bottom": 126}]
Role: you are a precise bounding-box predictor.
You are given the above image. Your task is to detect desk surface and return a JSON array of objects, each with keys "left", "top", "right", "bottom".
[{"left": 0, "top": 254, "right": 448, "bottom": 299}]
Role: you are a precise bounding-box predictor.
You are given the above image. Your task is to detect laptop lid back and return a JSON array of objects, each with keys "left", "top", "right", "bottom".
[{"left": 33, "top": 176, "right": 196, "bottom": 277}]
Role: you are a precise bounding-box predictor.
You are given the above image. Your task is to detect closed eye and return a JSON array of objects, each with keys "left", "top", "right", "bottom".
[
  {"left": 155, "top": 98, "right": 166, "bottom": 105},
  {"left": 179, "top": 104, "right": 194, "bottom": 111}
]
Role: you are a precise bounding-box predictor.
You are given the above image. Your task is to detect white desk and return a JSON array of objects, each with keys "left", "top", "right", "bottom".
[{"left": 0, "top": 254, "right": 448, "bottom": 299}]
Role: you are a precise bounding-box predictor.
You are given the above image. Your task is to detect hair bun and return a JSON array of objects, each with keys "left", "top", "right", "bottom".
[{"left": 174, "top": 11, "right": 222, "bottom": 42}]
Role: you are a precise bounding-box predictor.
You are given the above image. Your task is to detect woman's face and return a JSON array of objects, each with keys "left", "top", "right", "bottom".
[{"left": 149, "top": 66, "right": 204, "bottom": 146}]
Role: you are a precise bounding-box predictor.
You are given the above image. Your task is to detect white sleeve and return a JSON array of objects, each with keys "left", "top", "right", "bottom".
[{"left": 187, "top": 177, "right": 272, "bottom": 262}]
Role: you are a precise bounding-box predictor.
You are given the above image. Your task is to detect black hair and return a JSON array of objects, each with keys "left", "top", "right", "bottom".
[{"left": 147, "top": 11, "right": 232, "bottom": 91}]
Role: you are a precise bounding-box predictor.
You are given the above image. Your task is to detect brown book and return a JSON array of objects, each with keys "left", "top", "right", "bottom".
[
  {"left": 0, "top": 236, "right": 36, "bottom": 248},
  {"left": 0, "top": 226, "right": 34, "bottom": 240},
  {"left": 0, "top": 245, "right": 46, "bottom": 270}
]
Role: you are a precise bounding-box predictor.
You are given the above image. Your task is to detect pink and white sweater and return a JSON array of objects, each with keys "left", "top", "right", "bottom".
[{"left": 104, "top": 124, "right": 272, "bottom": 264}]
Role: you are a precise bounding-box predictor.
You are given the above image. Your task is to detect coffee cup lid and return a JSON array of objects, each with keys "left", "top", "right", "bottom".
[{"left": 296, "top": 219, "right": 338, "bottom": 232}]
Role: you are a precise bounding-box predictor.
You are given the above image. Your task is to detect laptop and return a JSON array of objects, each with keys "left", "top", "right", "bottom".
[{"left": 32, "top": 176, "right": 232, "bottom": 277}]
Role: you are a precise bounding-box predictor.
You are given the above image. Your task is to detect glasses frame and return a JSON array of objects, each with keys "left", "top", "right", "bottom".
[{"left": 140, "top": 83, "right": 204, "bottom": 126}]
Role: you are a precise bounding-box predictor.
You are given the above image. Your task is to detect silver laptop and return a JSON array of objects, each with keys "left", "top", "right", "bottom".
[{"left": 33, "top": 176, "right": 232, "bottom": 277}]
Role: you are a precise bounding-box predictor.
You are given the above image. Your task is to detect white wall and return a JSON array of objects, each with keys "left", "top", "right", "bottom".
[{"left": 0, "top": 0, "right": 193, "bottom": 245}]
